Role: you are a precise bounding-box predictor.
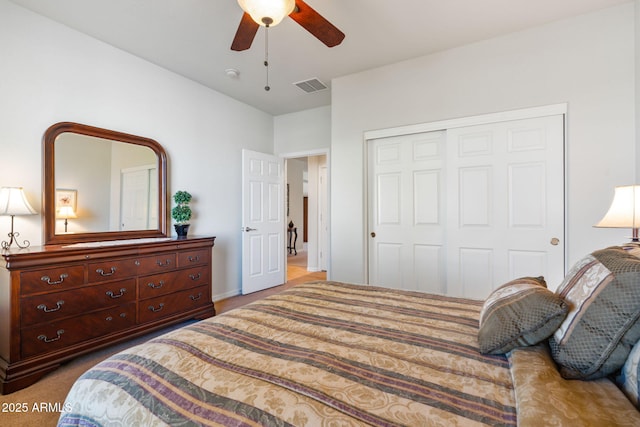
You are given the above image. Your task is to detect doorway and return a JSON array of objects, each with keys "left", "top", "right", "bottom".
[{"left": 285, "top": 153, "right": 328, "bottom": 282}]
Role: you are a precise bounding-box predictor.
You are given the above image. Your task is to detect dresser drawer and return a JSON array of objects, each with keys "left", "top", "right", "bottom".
[
  {"left": 181, "top": 266, "right": 209, "bottom": 288},
  {"left": 139, "top": 266, "right": 209, "bottom": 299},
  {"left": 177, "top": 249, "right": 209, "bottom": 267},
  {"left": 21, "top": 303, "right": 136, "bottom": 358},
  {"left": 139, "top": 285, "right": 209, "bottom": 324},
  {"left": 20, "top": 266, "right": 85, "bottom": 295},
  {"left": 21, "top": 279, "right": 136, "bottom": 327},
  {"left": 137, "top": 253, "right": 177, "bottom": 275},
  {"left": 87, "top": 258, "right": 138, "bottom": 283}
]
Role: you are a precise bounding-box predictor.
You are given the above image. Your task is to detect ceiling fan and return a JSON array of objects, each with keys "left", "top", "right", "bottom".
[{"left": 231, "top": 0, "right": 345, "bottom": 51}]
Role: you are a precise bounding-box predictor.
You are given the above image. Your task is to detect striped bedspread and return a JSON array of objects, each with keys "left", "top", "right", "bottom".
[{"left": 58, "top": 281, "right": 516, "bottom": 426}]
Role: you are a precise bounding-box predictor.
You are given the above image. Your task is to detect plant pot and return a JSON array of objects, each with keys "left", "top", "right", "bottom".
[{"left": 174, "top": 224, "right": 190, "bottom": 239}]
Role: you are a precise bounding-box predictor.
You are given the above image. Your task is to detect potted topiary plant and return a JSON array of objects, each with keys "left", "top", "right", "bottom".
[{"left": 171, "top": 190, "right": 192, "bottom": 238}]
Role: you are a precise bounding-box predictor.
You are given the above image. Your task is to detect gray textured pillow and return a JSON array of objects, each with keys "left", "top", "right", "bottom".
[
  {"left": 549, "top": 247, "right": 640, "bottom": 379},
  {"left": 478, "top": 276, "right": 568, "bottom": 355}
]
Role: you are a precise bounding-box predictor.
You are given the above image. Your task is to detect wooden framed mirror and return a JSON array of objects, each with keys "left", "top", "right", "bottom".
[{"left": 43, "top": 122, "right": 168, "bottom": 245}]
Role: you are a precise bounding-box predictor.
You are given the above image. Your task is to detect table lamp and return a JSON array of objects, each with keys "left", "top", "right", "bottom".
[
  {"left": 56, "top": 205, "right": 77, "bottom": 233},
  {"left": 0, "top": 187, "right": 37, "bottom": 249},
  {"left": 594, "top": 185, "right": 640, "bottom": 243}
]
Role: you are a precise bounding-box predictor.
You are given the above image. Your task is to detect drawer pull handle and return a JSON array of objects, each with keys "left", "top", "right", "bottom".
[
  {"left": 147, "top": 280, "right": 164, "bottom": 289},
  {"left": 37, "top": 301, "right": 64, "bottom": 313},
  {"left": 156, "top": 259, "right": 172, "bottom": 267},
  {"left": 188, "top": 255, "right": 200, "bottom": 263},
  {"left": 106, "top": 288, "right": 127, "bottom": 298},
  {"left": 190, "top": 292, "right": 203, "bottom": 301},
  {"left": 96, "top": 267, "right": 117, "bottom": 277},
  {"left": 189, "top": 273, "right": 201, "bottom": 281},
  {"left": 40, "top": 274, "right": 68, "bottom": 285},
  {"left": 38, "top": 329, "right": 64, "bottom": 343},
  {"left": 148, "top": 303, "right": 165, "bottom": 312}
]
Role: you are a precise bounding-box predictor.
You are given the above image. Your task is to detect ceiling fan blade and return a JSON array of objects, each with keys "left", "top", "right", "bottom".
[
  {"left": 289, "top": 0, "right": 345, "bottom": 48},
  {"left": 231, "top": 12, "right": 259, "bottom": 51}
]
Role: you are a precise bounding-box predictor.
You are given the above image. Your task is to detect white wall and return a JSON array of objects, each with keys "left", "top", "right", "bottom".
[
  {"left": 274, "top": 106, "right": 331, "bottom": 154},
  {"left": 331, "top": 4, "right": 636, "bottom": 285},
  {"left": 0, "top": 0, "right": 274, "bottom": 300},
  {"left": 55, "top": 134, "right": 112, "bottom": 233}
]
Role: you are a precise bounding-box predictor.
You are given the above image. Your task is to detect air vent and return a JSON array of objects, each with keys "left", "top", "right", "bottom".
[{"left": 293, "top": 78, "right": 328, "bottom": 93}]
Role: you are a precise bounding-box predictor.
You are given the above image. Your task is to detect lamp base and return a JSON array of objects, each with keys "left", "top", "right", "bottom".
[{"left": 1, "top": 215, "right": 30, "bottom": 250}]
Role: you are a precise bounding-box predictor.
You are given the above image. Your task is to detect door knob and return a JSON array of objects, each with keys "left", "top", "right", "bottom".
[
  {"left": 550, "top": 237, "right": 560, "bottom": 246},
  {"left": 244, "top": 227, "right": 257, "bottom": 232},
  {"left": 370, "top": 232, "right": 376, "bottom": 238}
]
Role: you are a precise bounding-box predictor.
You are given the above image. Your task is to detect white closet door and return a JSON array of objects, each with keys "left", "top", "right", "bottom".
[
  {"left": 367, "top": 114, "right": 564, "bottom": 299},
  {"left": 446, "top": 115, "right": 564, "bottom": 298},
  {"left": 368, "top": 131, "right": 447, "bottom": 293}
]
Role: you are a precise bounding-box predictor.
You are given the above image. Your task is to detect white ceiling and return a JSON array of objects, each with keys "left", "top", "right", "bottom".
[{"left": 9, "top": 0, "right": 631, "bottom": 115}]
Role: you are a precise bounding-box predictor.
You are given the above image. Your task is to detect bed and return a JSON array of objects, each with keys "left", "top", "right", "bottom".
[{"left": 58, "top": 275, "right": 640, "bottom": 426}]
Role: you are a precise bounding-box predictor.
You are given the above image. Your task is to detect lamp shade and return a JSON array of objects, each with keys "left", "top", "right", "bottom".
[
  {"left": 0, "top": 187, "right": 37, "bottom": 216},
  {"left": 595, "top": 185, "right": 640, "bottom": 228},
  {"left": 56, "top": 206, "right": 77, "bottom": 219},
  {"left": 237, "top": 0, "right": 295, "bottom": 26}
]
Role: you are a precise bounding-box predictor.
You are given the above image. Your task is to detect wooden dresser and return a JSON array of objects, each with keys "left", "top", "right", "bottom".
[{"left": 0, "top": 236, "right": 215, "bottom": 394}]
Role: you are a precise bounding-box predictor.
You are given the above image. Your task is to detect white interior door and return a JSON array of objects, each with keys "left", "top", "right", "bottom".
[
  {"left": 446, "top": 115, "right": 564, "bottom": 298},
  {"left": 368, "top": 114, "right": 564, "bottom": 299},
  {"left": 120, "top": 165, "right": 155, "bottom": 230},
  {"left": 242, "top": 149, "right": 285, "bottom": 295},
  {"left": 368, "top": 131, "right": 447, "bottom": 292}
]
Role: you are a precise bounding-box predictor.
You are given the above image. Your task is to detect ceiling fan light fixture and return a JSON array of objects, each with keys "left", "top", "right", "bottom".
[{"left": 237, "top": 0, "right": 295, "bottom": 27}]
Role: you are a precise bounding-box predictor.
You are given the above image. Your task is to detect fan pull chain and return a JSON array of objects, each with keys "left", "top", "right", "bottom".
[{"left": 264, "top": 24, "right": 270, "bottom": 91}]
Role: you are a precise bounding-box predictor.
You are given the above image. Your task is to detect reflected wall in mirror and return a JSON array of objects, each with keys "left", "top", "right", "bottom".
[{"left": 44, "top": 122, "right": 167, "bottom": 245}]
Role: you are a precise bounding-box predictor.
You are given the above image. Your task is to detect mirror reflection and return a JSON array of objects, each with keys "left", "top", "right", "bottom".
[
  {"left": 54, "top": 133, "right": 159, "bottom": 234},
  {"left": 43, "top": 122, "right": 167, "bottom": 246}
]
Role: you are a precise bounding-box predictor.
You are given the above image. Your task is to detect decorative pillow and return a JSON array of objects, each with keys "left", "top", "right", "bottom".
[
  {"left": 478, "top": 276, "right": 568, "bottom": 355},
  {"left": 616, "top": 340, "right": 640, "bottom": 408},
  {"left": 549, "top": 247, "right": 640, "bottom": 380}
]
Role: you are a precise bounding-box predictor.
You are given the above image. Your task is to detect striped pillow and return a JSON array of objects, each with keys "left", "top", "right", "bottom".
[
  {"left": 549, "top": 247, "right": 640, "bottom": 379},
  {"left": 478, "top": 276, "right": 568, "bottom": 355}
]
